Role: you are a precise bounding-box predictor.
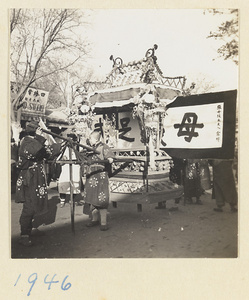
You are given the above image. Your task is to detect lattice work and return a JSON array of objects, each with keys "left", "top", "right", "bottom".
[
  {"left": 84, "top": 73, "right": 186, "bottom": 91},
  {"left": 83, "top": 81, "right": 112, "bottom": 92},
  {"left": 112, "top": 149, "right": 173, "bottom": 173},
  {"left": 112, "top": 160, "right": 145, "bottom": 173},
  {"left": 159, "top": 76, "right": 186, "bottom": 89},
  {"left": 110, "top": 180, "right": 145, "bottom": 194},
  {"left": 112, "top": 159, "right": 172, "bottom": 173},
  {"left": 113, "top": 150, "right": 146, "bottom": 157},
  {"left": 113, "top": 149, "right": 171, "bottom": 158},
  {"left": 110, "top": 180, "right": 180, "bottom": 194}
]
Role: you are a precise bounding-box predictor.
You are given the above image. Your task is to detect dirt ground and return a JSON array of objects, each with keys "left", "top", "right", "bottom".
[{"left": 11, "top": 182, "right": 238, "bottom": 259}]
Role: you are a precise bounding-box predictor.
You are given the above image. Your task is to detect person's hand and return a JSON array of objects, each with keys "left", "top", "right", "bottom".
[
  {"left": 61, "top": 140, "right": 67, "bottom": 147},
  {"left": 108, "top": 158, "right": 113, "bottom": 164},
  {"left": 36, "top": 127, "right": 43, "bottom": 137}
]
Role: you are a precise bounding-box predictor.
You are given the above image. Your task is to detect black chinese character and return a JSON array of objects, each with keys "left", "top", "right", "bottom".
[
  {"left": 119, "top": 117, "right": 135, "bottom": 142},
  {"left": 174, "top": 112, "right": 204, "bottom": 143},
  {"left": 94, "top": 118, "right": 104, "bottom": 137},
  {"left": 34, "top": 91, "right": 39, "bottom": 97}
]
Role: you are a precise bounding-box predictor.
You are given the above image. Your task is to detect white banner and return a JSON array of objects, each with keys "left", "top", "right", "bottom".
[
  {"left": 116, "top": 112, "right": 143, "bottom": 148},
  {"left": 161, "top": 103, "right": 224, "bottom": 149},
  {"left": 92, "top": 112, "right": 143, "bottom": 148}
]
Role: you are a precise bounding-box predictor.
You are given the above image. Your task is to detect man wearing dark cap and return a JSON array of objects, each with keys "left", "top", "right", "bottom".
[{"left": 15, "top": 123, "right": 61, "bottom": 246}]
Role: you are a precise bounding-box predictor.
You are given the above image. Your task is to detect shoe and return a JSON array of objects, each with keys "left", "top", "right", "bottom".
[
  {"left": 155, "top": 202, "right": 166, "bottom": 209},
  {"left": 195, "top": 200, "right": 203, "bottom": 205},
  {"left": 169, "top": 206, "right": 179, "bottom": 212},
  {"left": 18, "top": 236, "right": 33, "bottom": 247},
  {"left": 86, "top": 221, "right": 99, "bottom": 227},
  {"left": 213, "top": 207, "right": 223, "bottom": 212},
  {"left": 155, "top": 205, "right": 166, "bottom": 209},
  {"left": 185, "top": 198, "right": 193, "bottom": 204},
  {"left": 31, "top": 229, "right": 45, "bottom": 236},
  {"left": 76, "top": 201, "right": 84, "bottom": 206},
  {"left": 175, "top": 197, "right": 181, "bottom": 204},
  {"left": 100, "top": 224, "right": 109, "bottom": 231}
]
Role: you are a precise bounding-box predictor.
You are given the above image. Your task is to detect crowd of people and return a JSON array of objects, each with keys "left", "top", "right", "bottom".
[
  {"left": 169, "top": 157, "right": 238, "bottom": 212},
  {"left": 11, "top": 122, "right": 238, "bottom": 247}
]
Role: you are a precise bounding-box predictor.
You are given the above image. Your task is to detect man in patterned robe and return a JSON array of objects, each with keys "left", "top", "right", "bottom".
[
  {"left": 183, "top": 159, "right": 203, "bottom": 205},
  {"left": 83, "top": 131, "right": 114, "bottom": 231},
  {"left": 15, "top": 124, "right": 61, "bottom": 246}
]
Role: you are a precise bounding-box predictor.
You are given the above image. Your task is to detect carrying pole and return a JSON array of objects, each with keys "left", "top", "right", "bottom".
[
  {"left": 28, "top": 123, "right": 100, "bottom": 154},
  {"left": 69, "top": 147, "right": 75, "bottom": 234}
]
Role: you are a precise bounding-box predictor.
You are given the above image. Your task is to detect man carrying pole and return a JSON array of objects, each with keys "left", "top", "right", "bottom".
[
  {"left": 16, "top": 123, "right": 62, "bottom": 246},
  {"left": 15, "top": 122, "right": 100, "bottom": 244}
]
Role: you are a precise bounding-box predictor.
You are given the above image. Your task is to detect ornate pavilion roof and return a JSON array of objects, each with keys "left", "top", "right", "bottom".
[{"left": 82, "top": 45, "right": 186, "bottom": 93}]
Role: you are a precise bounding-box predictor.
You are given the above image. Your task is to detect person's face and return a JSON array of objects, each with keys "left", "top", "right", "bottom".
[{"left": 89, "top": 135, "right": 97, "bottom": 146}]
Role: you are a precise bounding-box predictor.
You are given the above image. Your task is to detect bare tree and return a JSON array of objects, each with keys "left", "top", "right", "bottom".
[
  {"left": 37, "top": 63, "right": 95, "bottom": 108},
  {"left": 10, "top": 9, "right": 91, "bottom": 131},
  {"left": 205, "top": 9, "right": 238, "bottom": 65},
  {"left": 10, "top": 9, "right": 24, "bottom": 34}
]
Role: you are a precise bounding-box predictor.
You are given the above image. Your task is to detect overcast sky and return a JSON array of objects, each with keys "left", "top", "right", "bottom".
[{"left": 84, "top": 9, "right": 238, "bottom": 92}]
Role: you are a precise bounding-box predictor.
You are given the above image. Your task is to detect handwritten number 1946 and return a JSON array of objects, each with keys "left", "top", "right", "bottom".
[
  {"left": 14, "top": 273, "right": 71, "bottom": 296},
  {"left": 44, "top": 274, "right": 59, "bottom": 290},
  {"left": 28, "top": 273, "right": 38, "bottom": 296},
  {"left": 14, "top": 274, "right": 21, "bottom": 286},
  {"left": 61, "top": 276, "right": 71, "bottom": 291}
]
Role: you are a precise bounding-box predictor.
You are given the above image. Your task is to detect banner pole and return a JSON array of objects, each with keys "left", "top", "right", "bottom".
[{"left": 145, "top": 143, "right": 149, "bottom": 193}]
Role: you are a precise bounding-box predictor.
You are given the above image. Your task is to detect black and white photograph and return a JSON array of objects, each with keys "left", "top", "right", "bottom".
[{"left": 10, "top": 8, "right": 238, "bottom": 261}]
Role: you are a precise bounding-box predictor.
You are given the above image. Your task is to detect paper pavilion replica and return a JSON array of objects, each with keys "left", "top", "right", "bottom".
[{"left": 71, "top": 45, "right": 187, "bottom": 209}]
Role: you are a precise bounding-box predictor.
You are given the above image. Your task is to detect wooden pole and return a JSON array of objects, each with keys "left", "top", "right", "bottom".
[
  {"left": 145, "top": 143, "right": 149, "bottom": 193},
  {"left": 27, "top": 123, "right": 100, "bottom": 154},
  {"left": 69, "top": 147, "right": 75, "bottom": 234}
]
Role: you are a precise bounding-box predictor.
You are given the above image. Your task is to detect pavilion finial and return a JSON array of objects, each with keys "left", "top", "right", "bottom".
[
  {"left": 109, "top": 55, "right": 123, "bottom": 68},
  {"left": 109, "top": 55, "right": 124, "bottom": 74},
  {"left": 145, "top": 44, "right": 158, "bottom": 62}
]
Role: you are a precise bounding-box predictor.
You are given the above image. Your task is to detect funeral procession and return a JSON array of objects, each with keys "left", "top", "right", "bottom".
[{"left": 10, "top": 9, "right": 238, "bottom": 259}]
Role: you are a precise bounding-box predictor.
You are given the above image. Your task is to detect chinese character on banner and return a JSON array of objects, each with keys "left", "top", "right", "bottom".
[
  {"left": 92, "top": 112, "right": 143, "bottom": 148},
  {"left": 33, "top": 90, "right": 39, "bottom": 98},
  {"left": 174, "top": 112, "right": 204, "bottom": 143},
  {"left": 161, "top": 90, "right": 236, "bottom": 159},
  {"left": 161, "top": 103, "right": 224, "bottom": 149},
  {"left": 117, "top": 112, "right": 142, "bottom": 148},
  {"left": 119, "top": 117, "right": 135, "bottom": 143}
]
